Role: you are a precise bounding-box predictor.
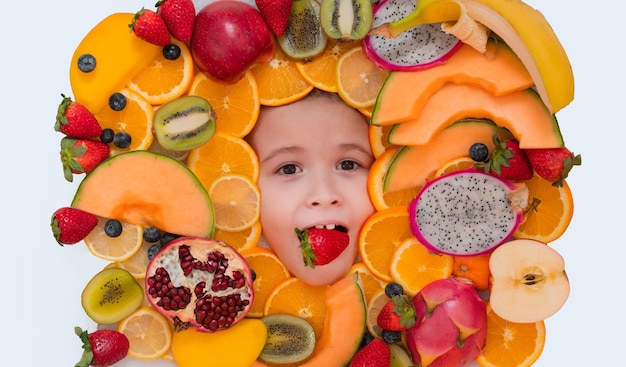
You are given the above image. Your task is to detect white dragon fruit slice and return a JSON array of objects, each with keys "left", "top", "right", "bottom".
[
  {"left": 362, "top": 0, "right": 461, "bottom": 71},
  {"left": 408, "top": 168, "right": 527, "bottom": 256}
]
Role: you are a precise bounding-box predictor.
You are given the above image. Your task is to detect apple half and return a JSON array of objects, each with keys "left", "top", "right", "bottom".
[{"left": 489, "top": 239, "right": 569, "bottom": 323}]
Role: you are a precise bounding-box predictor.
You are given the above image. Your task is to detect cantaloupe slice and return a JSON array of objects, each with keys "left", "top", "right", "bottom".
[
  {"left": 371, "top": 40, "right": 533, "bottom": 126},
  {"left": 387, "top": 84, "right": 563, "bottom": 149},
  {"left": 72, "top": 151, "right": 214, "bottom": 238},
  {"left": 384, "top": 119, "right": 498, "bottom": 193}
]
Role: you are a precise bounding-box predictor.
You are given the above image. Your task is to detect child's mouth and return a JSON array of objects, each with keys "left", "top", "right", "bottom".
[{"left": 310, "top": 224, "right": 348, "bottom": 233}]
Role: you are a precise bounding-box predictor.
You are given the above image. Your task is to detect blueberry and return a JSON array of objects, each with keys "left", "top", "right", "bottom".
[
  {"left": 160, "top": 233, "right": 180, "bottom": 246},
  {"left": 162, "top": 44, "right": 181, "bottom": 60},
  {"left": 108, "top": 92, "right": 127, "bottom": 111},
  {"left": 384, "top": 282, "right": 404, "bottom": 298},
  {"left": 250, "top": 269, "right": 257, "bottom": 282},
  {"left": 143, "top": 227, "right": 161, "bottom": 243},
  {"left": 113, "top": 132, "right": 132, "bottom": 149},
  {"left": 381, "top": 329, "right": 402, "bottom": 344},
  {"left": 100, "top": 128, "right": 115, "bottom": 144},
  {"left": 147, "top": 244, "right": 162, "bottom": 260},
  {"left": 104, "top": 219, "right": 123, "bottom": 237},
  {"left": 359, "top": 329, "right": 375, "bottom": 349},
  {"left": 469, "top": 143, "right": 490, "bottom": 162},
  {"left": 77, "top": 54, "right": 96, "bottom": 73}
]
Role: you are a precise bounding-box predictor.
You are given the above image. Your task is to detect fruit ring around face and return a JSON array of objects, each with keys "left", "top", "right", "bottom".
[{"left": 145, "top": 237, "right": 254, "bottom": 332}]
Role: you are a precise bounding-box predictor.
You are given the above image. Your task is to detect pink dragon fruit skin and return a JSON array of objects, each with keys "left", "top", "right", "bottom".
[{"left": 406, "top": 278, "right": 487, "bottom": 367}]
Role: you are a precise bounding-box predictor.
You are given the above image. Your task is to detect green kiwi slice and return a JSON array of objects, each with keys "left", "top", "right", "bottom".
[
  {"left": 153, "top": 95, "right": 217, "bottom": 151},
  {"left": 278, "top": 0, "right": 328, "bottom": 60},
  {"left": 320, "top": 0, "right": 373, "bottom": 41},
  {"left": 259, "top": 313, "right": 316, "bottom": 364},
  {"left": 81, "top": 268, "right": 144, "bottom": 324}
]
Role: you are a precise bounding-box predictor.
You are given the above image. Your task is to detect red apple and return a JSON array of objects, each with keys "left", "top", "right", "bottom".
[{"left": 191, "top": 0, "right": 275, "bottom": 83}]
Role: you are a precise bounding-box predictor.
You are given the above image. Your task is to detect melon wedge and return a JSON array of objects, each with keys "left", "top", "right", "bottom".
[
  {"left": 72, "top": 151, "right": 214, "bottom": 238},
  {"left": 371, "top": 40, "right": 533, "bottom": 126},
  {"left": 387, "top": 84, "right": 563, "bottom": 148},
  {"left": 384, "top": 119, "right": 498, "bottom": 193}
]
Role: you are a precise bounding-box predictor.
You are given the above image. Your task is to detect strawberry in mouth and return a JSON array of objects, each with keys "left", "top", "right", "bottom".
[{"left": 295, "top": 225, "right": 350, "bottom": 268}]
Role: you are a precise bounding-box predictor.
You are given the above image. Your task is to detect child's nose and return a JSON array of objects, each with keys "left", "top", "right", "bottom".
[{"left": 307, "top": 174, "right": 342, "bottom": 207}]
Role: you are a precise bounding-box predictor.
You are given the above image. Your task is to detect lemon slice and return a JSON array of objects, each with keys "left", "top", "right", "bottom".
[{"left": 84, "top": 217, "right": 143, "bottom": 262}]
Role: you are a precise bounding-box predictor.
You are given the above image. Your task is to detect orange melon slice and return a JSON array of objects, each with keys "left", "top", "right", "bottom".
[
  {"left": 384, "top": 119, "right": 498, "bottom": 193},
  {"left": 72, "top": 151, "right": 214, "bottom": 238},
  {"left": 387, "top": 84, "right": 563, "bottom": 149},
  {"left": 371, "top": 40, "right": 533, "bottom": 126}
]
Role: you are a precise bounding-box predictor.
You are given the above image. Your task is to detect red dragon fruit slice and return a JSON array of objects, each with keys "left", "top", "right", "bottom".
[
  {"left": 408, "top": 168, "right": 528, "bottom": 256},
  {"left": 362, "top": 0, "right": 461, "bottom": 71}
]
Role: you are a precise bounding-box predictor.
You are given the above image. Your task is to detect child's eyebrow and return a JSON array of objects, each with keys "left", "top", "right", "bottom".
[{"left": 259, "top": 146, "right": 305, "bottom": 164}]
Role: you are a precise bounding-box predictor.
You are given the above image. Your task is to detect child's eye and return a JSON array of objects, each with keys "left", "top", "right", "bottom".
[
  {"left": 338, "top": 160, "right": 359, "bottom": 171},
  {"left": 278, "top": 163, "right": 300, "bottom": 175}
]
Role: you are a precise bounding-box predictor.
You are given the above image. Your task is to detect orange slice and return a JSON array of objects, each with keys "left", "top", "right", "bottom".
[
  {"left": 514, "top": 174, "right": 574, "bottom": 243},
  {"left": 117, "top": 306, "right": 173, "bottom": 360},
  {"left": 358, "top": 206, "right": 413, "bottom": 282},
  {"left": 336, "top": 46, "right": 389, "bottom": 109},
  {"left": 188, "top": 70, "right": 260, "bottom": 138},
  {"left": 476, "top": 305, "right": 546, "bottom": 367},
  {"left": 250, "top": 46, "right": 313, "bottom": 106},
  {"left": 349, "top": 262, "right": 386, "bottom": 304},
  {"left": 365, "top": 289, "right": 388, "bottom": 339},
  {"left": 94, "top": 88, "right": 154, "bottom": 155},
  {"left": 451, "top": 253, "right": 491, "bottom": 291},
  {"left": 208, "top": 174, "right": 261, "bottom": 232},
  {"left": 368, "top": 147, "right": 422, "bottom": 211},
  {"left": 295, "top": 39, "right": 357, "bottom": 93},
  {"left": 263, "top": 277, "right": 328, "bottom": 340},
  {"left": 369, "top": 124, "right": 393, "bottom": 158},
  {"left": 390, "top": 237, "right": 454, "bottom": 296},
  {"left": 212, "top": 221, "right": 262, "bottom": 252},
  {"left": 187, "top": 132, "right": 259, "bottom": 192},
  {"left": 240, "top": 247, "right": 291, "bottom": 318},
  {"left": 128, "top": 39, "right": 194, "bottom": 105},
  {"left": 434, "top": 156, "right": 476, "bottom": 177},
  {"left": 84, "top": 217, "right": 143, "bottom": 262}
]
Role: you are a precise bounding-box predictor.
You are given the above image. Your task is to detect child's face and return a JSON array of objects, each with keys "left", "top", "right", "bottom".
[{"left": 248, "top": 96, "right": 375, "bottom": 286}]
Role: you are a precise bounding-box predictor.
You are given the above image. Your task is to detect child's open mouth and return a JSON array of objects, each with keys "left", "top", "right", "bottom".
[{"left": 310, "top": 224, "right": 348, "bottom": 233}]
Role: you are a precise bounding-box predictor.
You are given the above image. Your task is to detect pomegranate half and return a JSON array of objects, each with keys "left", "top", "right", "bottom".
[{"left": 145, "top": 237, "right": 254, "bottom": 332}]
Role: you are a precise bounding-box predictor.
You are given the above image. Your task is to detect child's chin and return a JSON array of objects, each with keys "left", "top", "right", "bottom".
[{"left": 291, "top": 258, "right": 355, "bottom": 287}]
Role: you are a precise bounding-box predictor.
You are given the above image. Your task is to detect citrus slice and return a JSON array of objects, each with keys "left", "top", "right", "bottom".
[
  {"left": 94, "top": 88, "right": 154, "bottom": 155},
  {"left": 83, "top": 217, "right": 143, "bottom": 262},
  {"left": 349, "top": 262, "right": 386, "bottom": 304},
  {"left": 249, "top": 45, "right": 313, "bottom": 106},
  {"left": 240, "top": 247, "right": 291, "bottom": 318},
  {"left": 434, "top": 156, "right": 476, "bottom": 177},
  {"left": 263, "top": 277, "right": 328, "bottom": 340},
  {"left": 476, "top": 305, "right": 546, "bottom": 367},
  {"left": 128, "top": 39, "right": 194, "bottom": 105},
  {"left": 336, "top": 46, "right": 389, "bottom": 109},
  {"left": 368, "top": 147, "right": 422, "bottom": 211},
  {"left": 365, "top": 289, "right": 388, "bottom": 339},
  {"left": 369, "top": 124, "right": 393, "bottom": 158},
  {"left": 187, "top": 132, "right": 259, "bottom": 192},
  {"left": 359, "top": 104, "right": 374, "bottom": 118},
  {"left": 116, "top": 240, "right": 153, "bottom": 279},
  {"left": 209, "top": 174, "right": 261, "bottom": 231},
  {"left": 451, "top": 253, "right": 491, "bottom": 291},
  {"left": 390, "top": 237, "right": 454, "bottom": 296},
  {"left": 117, "top": 306, "right": 173, "bottom": 360},
  {"left": 295, "top": 39, "right": 356, "bottom": 93},
  {"left": 514, "top": 174, "right": 574, "bottom": 243},
  {"left": 212, "top": 221, "right": 262, "bottom": 252},
  {"left": 188, "top": 70, "right": 260, "bottom": 138},
  {"left": 358, "top": 206, "right": 413, "bottom": 282}
]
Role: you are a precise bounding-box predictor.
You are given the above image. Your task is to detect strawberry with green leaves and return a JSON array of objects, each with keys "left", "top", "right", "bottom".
[
  {"left": 51, "top": 207, "right": 98, "bottom": 246},
  {"left": 377, "top": 294, "right": 416, "bottom": 331},
  {"left": 75, "top": 327, "right": 129, "bottom": 367},
  {"left": 60, "top": 137, "right": 110, "bottom": 182},
  {"left": 295, "top": 226, "right": 349, "bottom": 268},
  {"left": 349, "top": 338, "right": 390, "bottom": 367},
  {"left": 255, "top": 0, "right": 293, "bottom": 37},
  {"left": 129, "top": 8, "right": 171, "bottom": 46},
  {"left": 55, "top": 94, "right": 102, "bottom": 139},
  {"left": 525, "top": 147, "right": 581, "bottom": 187},
  {"left": 477, "top": 132, "right": 533, "bottom": 181},
  {"left": 156, "top": 0, "right": 196, "bottom": 42}
]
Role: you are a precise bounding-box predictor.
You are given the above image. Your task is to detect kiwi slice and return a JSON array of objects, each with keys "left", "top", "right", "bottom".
[
  {"left": 278, "top": 0, "right": 328, "bottom": 60},
  {"left": 81, "top": 268, "right": 144, "bottom": 324},
  {"left": 153, "top": 95, "right": 217, "bottom": 151},
  {"left": 320, "top": 0, "right": 372, "bottom": 41},
  {"left": 259, "top": 314, "right": 316, "bottom": 364}
]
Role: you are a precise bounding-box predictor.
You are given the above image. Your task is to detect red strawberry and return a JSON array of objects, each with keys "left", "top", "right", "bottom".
[
  {"left": 129, "top": 8, "right": 171, "bottom": 46},
  {"left": 295, "top": 226, "right": 349, "bottom": 268},
  {"left": 156, "top": 0, "right": 196, "bottom": 42},
  {"left": 75, "top": 327, "right": 129, "bottom": 367},
  {"left": 377, "top": 294, "right": 416, "bottom": 331},
  {"left": 51, "top": 207, "right": 98, "bottom": 246},
  {"left": 255, "top": 0, "right": 292, "bottom": 37},
  {"left": 349, "top": 338, "right": 390, "bottom": 367},
  {"left": 55, "top": 94, "right": 103, "bottom": 139},
  {"left": 60, "top": 137, "right": 110, "bottom": 182},
  {"left": 477, "top": 133, "right": 533, "bottom": 181},
  {"left": 525, "top": 147, "right": 581, "bottom": 187}
]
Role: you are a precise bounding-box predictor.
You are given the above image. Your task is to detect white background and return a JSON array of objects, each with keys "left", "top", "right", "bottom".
[{"left": 1, "top": 0, "right": 620, "bottom": 366}]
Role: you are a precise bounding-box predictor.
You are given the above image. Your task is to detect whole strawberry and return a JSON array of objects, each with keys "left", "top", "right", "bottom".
[
  {"left": 75, "top": 327, "right": 129, "bottom": 367},
  {"left": 156, "top": 0, "right": 196, "bottom": 42},
  {"left": 255, "top": 0, "right": 292, "bottom": 37},
  {"left": 129, "top": 8, "right": 171, "bottom": 46},
  {"left": 349, "top": 338, "right": 390, "bottom": 367},
  {"left": 51, "top": 207, "right": 98, "bottom": 246},
  {"left": 55, "top": 94, "right": 103, "bottom": 139},
  {"left": 60, "top": 137, "right": 110, "bottom": 182},
  {"left": 377, "top": 294, "right": 416, "bottom": 331},
  {"left": 525, "top": 147, "right": 581, "bottom": 187},
  {"left": 295, "top": 227, "right": 349, "bottom": 268},
  {"left": 477, "top": 132, "right": 533, "bottom": 181}
]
